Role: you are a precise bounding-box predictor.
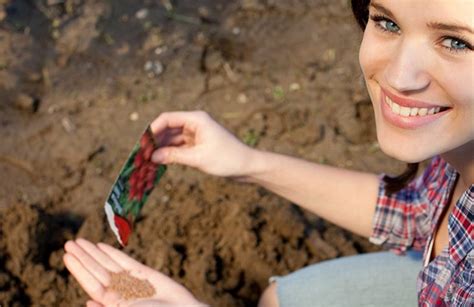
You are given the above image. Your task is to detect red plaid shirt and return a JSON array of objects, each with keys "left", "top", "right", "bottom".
[{"left": 370, "top": 156, "right": 473, "bottom": 306}]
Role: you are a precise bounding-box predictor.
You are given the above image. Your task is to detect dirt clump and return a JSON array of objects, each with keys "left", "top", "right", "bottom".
[{"left": 0, "top": 204, "right": 81, "bottom": 306}]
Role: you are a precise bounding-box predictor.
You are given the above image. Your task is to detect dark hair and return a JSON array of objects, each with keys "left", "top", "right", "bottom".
[
  {"left": 350, "top": 0, "right": 419, "bottom": 195},
  {"left": 351, "top": 0, "right": 371, "bottom": 29}
]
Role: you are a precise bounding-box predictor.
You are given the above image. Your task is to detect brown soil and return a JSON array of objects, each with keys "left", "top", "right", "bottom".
[
  {"left": 0, "top": 0, "right": 406, "bottom": 306},
  {"left": 109, "top": 271, "right": 155, "bottom": 300}
]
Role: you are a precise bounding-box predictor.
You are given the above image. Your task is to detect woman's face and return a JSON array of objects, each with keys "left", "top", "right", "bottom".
[{"left": 359, "top": 0, "right": 474, "bottom": 163}]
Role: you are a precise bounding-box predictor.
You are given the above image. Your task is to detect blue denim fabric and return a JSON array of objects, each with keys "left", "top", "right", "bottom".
[{"left": 270, "top": 251, "right": 423, "bottom": 307}]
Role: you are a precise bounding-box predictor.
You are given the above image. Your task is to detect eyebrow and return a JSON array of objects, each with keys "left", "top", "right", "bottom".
[
  {"left": 427, "top": 22, "right": 474, "bottom": 35},
  {"left": 369, "top": 2, "right": 396, "bottom": 19},
  {"left": 370, "top": 2, "right": 474, "bottom": 35}
]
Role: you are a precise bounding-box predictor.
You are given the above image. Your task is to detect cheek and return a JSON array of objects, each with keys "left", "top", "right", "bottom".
[
  {"left": 358, "top": 28, "right": 384, "bottom": 79},
  {"left": 439, "top": 67, "right": 474, "bottom": 111},
  {"left": 435, "top": 64, "right": 474, "bottom": 137},
  {"left": 358, "top": 29, "right": 388, "bottom": 109}
]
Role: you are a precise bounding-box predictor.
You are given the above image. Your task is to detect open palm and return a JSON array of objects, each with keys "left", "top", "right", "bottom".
[{"left": 63, "top": 238, "right": 204, "bottom": 307}]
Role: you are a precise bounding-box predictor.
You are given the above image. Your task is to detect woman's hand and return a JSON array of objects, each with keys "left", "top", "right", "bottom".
[
  {"left": 63, "top": 239, "right": 205, "bottom": 307},
  {"left": 150, "top": 111, "right": 257, "bottom": 177}
]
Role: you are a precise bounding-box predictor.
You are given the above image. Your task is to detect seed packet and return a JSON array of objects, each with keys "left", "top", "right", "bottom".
[{"left": 104, "top": 125, "right": 166, "bottom": 246}]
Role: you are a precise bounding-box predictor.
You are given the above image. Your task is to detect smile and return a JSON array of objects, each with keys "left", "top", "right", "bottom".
[
  {"left": 380, "top": 88, "right": 452, "bottom": 129},
  {"left": 385, "top": 96, "right": 446, "bottom": 117}
]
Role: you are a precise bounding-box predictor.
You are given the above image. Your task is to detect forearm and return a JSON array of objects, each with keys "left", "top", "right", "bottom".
[{"left": 241, "top": 150, "right": 380, "bottom": 238}]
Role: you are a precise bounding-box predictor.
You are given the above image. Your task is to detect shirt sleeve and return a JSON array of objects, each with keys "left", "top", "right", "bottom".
[{"left": 369, "top": 157, "right": 442, "bottom": 255}]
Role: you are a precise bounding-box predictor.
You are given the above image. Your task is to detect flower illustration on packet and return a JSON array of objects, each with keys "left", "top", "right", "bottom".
[{"left": 104, "top": 125, "right": 166, "bottom": 246}]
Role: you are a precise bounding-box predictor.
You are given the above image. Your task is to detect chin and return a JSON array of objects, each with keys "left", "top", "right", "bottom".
[{"left": 376, "top": 130, "right": 432, "bottom": 163}]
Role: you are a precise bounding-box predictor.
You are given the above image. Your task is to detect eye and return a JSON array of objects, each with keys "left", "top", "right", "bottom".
[
  {"left": 440, "top": 37, "right": 472, "bottom": 52},
  {"left": 380, "top": 19, "right": 400, "bottom": 33},
  {"left": 370, "top": 14, "right": 401, "bottom": 34}
]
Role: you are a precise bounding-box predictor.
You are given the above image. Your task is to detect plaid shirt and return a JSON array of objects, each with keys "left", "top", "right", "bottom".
[{"left": 370, "top": 156, "right": 473, "bottom": 306}]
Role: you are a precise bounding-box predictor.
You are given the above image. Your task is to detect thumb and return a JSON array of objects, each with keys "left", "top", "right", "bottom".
[{"left": 152, "top": 147, "right": 196, "bottom": 166}]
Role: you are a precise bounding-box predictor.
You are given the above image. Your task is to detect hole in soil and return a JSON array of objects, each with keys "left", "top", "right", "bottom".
[
  {"left": 205, "top": 254, "right": 223, "bottom": 284},
  {"left": 35, "top": 211, "right": 85, "bottom": 269}
]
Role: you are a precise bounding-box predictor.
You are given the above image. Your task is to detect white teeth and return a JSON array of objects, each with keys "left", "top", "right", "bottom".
[
  {"left": 400, "top": 106, "right": 410, "bottom": 116},
  {"left": 385, "top": 96, "right": 441, "bottom": 117},
  {"left": 392, "top": 102, "right": 400, "bottom": 114},
  {"left": 418, "top": 108, "right": 428, "bottom": 116}
]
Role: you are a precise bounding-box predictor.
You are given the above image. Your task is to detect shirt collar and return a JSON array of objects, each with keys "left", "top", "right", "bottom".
[{"left": 448, "top": 184, "right": 474, "bottom": 265}]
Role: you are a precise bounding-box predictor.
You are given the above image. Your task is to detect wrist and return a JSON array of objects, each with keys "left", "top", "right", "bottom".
[{"left": 233, "top": 148, "right": 270, "bottom": 183}]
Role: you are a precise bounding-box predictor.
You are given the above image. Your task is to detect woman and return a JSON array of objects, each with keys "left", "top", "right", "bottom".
[{"left": 63, "top": 0, "right": 473, "bottom": 306}]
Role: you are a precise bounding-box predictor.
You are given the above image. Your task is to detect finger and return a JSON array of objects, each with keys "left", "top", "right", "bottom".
[
  {"left": 75, "top": 239, "right": 122, "bottom": 273},
  {"left": 151, "top": 146, "right": 196, "bottom": 165},
  {"left": 150, "top": 112, "right": 187, "bottom": 135},
  {"left": 155, "top": 128, "right": 181, "bottom": 146},
  {"left": 155, "top": 127, "right": 183, "bottom": 145},
  {"left": 63, "top": 253, "right": 106, "bottom": 302},
  {"left": 64, "top": 241, "right": 111, "bottom": 286},
  {"left": 96, "top": 243, "right": 146, "bottom": 270},
  {"left": 96, "top": 243, "right": 157, "bottom": 280},
  {"left": 150, "top": 111, "right": 203, "bottom": 136},
  {"left": 86, "top": 300, "right": 103, "bottom": 307},
  {"left": 157, "top": 132, "right": 185, "bottom": 146},
  {"left": 159, "top": 134, "right": 193, "bottom": 148}
]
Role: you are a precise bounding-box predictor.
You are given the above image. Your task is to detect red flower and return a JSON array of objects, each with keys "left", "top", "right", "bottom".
[
  {"left": 113, "top": 215, "right": 132, "bottom": 246},
  {"left": 145, "top": 180, "right": 154, "bottom": 192},
  {"left": 143, "top": 146, "right": 153, "bottom": 161},
  {"left": 129, "top": 172, "right": 138, "bottom": 188},
  {"left": 138, "top": 166, "right": 147, "bottom": 180},
  {"left": 134, "top": 153, "right": 144, "bottom": 168},
  {"left": 140, "top": 134, "right": 150, "bottom": 148}
]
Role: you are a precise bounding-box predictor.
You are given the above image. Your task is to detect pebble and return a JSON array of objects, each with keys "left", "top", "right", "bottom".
[
  {"left": 289, "top": 82, "right": 301, "bottom": 91},
  {"left": 135, "top": 8, "right": 149, "bottom": 20},
  {"left": 129, "top": 112, "right": 139, "bottom": 121},
  {"left": 47, "top": 104, "right": 61, "bottom": 114},
  {"left": 232, "top": 27, "right": 241, "bottom": 35},
  {"left": 154, "top": 46, "right": 167, "bottom": 55},
  {"left": 61, "top": 117, "right": 76, "bottom": 133},
  {"left": 322, "top": 48, "right": 336, "bottom": 64},
  {"left": 237, "top": 93, "right": 248, "bottom": 104},
  {"left": 144, "top": 60, "right": 164, "bottom": 78},
  {"left": 142, "top": 31, "right": 163, "bottom": 52},
  {"left": 14, "top": 93, "right": 38, "bottom": 113}
]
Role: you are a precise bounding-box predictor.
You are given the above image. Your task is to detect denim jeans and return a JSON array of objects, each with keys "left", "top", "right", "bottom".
[{"left": 270, "top": 251, "right": 423, "bottom": 307}]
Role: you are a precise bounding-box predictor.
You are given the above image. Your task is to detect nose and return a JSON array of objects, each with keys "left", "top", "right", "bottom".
[{"left": 384, "top": 39, "right": 431, "bottom": 93}]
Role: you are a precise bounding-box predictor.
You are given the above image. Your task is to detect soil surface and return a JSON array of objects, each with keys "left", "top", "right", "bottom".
[{"left": 0, "top": 0, "right": 406, "bottom": 306}]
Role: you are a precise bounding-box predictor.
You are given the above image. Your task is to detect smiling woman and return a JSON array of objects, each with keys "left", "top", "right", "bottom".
[
  {"left": 63, "top": 1, "right": 473, "bottom": 306},
  {"left": 263, "top": 0, "right": 473, "bottom": 305},
  {"left": 360, "top": 0, "right": 474, "bottom": 164},
  {"left": 261, "top": 0, "right": 473, "bottom": 305}
]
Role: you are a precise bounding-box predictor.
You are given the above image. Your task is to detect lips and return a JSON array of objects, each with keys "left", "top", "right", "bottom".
[{"left": 380, "top": 88, "right": 452, "bottom": 129}]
